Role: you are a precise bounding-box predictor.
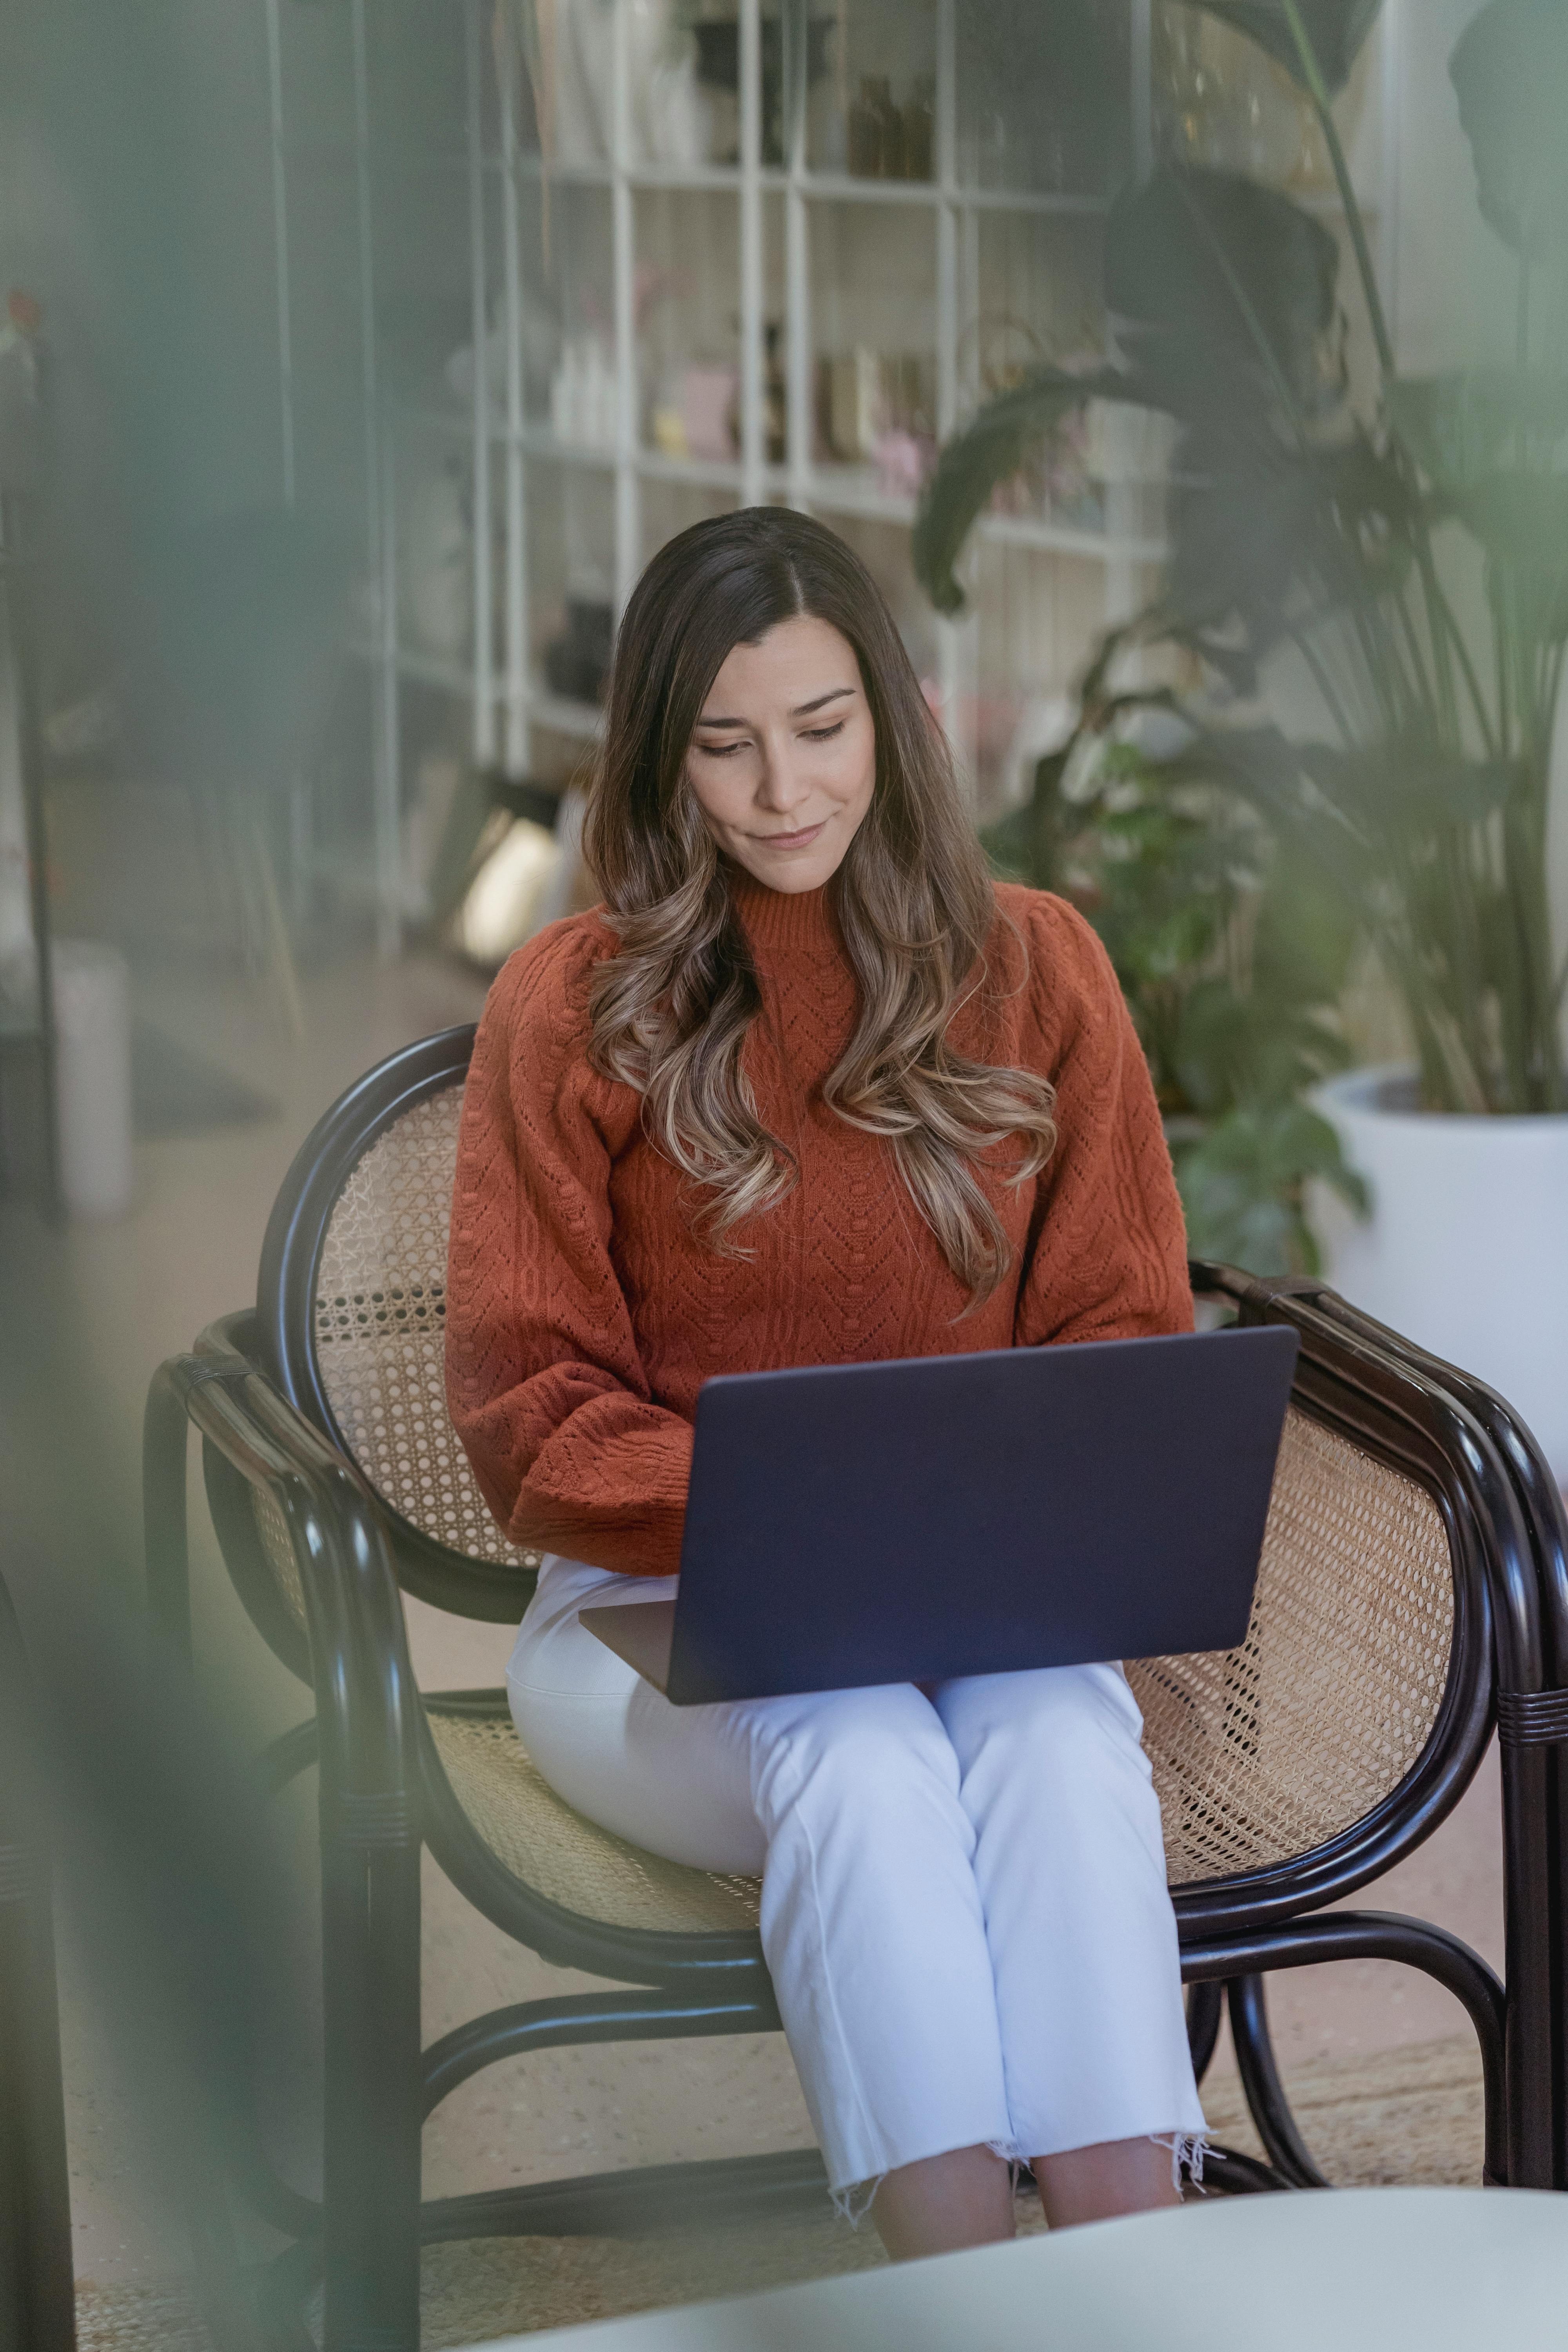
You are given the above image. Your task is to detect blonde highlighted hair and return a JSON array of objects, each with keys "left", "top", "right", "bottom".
[{"left": 582, "top": 509, "right": 1056, "bottom": 1306}]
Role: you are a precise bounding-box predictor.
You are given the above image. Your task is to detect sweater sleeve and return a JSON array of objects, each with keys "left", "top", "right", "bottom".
[
  {"left": 1011, "top": 895, "right": 1193, "bottom": 1348},
  {"left": 444, "top": 927, "right": 694, "bottom": 1577}
]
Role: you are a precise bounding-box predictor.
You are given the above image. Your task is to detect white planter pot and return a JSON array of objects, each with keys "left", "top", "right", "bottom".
[{"left": 1313, "top": 1066, "right": 1568, "bottom": 1483}]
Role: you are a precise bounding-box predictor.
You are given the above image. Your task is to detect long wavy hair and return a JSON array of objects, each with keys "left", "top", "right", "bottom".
[{"left": 582, "top": 509, "right": 1057, "bottom": 1305}]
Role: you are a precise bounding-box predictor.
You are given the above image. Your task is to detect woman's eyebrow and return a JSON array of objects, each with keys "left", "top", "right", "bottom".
[{"left": 695, "top": 684, "right": 856, "bottom": 729}]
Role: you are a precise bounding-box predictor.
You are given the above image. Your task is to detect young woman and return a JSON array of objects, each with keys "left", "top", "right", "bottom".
[{"left": 446, "top": 509, "right": 1205, "bottom": 2260}]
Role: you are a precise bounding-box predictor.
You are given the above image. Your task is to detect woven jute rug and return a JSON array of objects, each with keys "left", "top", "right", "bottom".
[{"left": 73, "top": 2034, "right": 1486, "bottom": 2351}]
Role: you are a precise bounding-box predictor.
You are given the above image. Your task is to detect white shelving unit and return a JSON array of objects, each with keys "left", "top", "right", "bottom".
[{"left": 262, "top": 0, "right": 1399, "bottom": 955}]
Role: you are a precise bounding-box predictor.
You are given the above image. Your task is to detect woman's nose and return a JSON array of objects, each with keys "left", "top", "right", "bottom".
[{"left": 755, "top": 743, "right": 808, "bottom": 813}]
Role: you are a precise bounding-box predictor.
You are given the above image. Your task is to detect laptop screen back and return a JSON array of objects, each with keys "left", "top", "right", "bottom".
[{"left": 667, "top": 1326, "right": 1299, "bottom": 1704}]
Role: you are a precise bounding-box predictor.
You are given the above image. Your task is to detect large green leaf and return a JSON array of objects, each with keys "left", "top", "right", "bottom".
[
  {"left": 1250, "top": 837, "right": 1359, "bottom": 1007},
  {"left": 1106, "top": 167, "right": 1342, "bottom": 414},
  {"left": 911, "top": 364, "right": 1132, "bottom": 616},
  {"left": 1193, "top": 0, "right": 1382, "bottom": 97},
  {"left": 1172, "top": 982, "right": 1350, "bottom": 1116},
  {"left": 1163, "top": 454, "right": 1319, "bottom": 659},
  {"left": 1450, "top": 0, "right": 1568, "bottom": 258},
  {"left": 1299, "top": 740, "right": 1524, "bottom": 831},
  {"left": 1389, "top": 370, "right": 1568, "bottom": 490},
  {"left": 1173, "top": 1103, "right": 1367, "bottom": 1277},
  {"left": 1161, "top": 426, "right": 1414, "bottom": 668},
  {"left": 1161, "top": 726, "right": 1521, "bottom": 859},
  {"left": 915, "top": 169, "right": 1349, "bottom": 624},
  {"left": 1445, "top": 472, "right": 1568, "bottom": 634}
]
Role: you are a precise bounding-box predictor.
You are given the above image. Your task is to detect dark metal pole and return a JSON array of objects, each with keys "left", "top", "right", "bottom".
[
  {"left": 0, "top": 1572, "right": 78, "bottom": 2351},
  {"left": 0, "top": 450, "right": 63, "bottom": 1219}
]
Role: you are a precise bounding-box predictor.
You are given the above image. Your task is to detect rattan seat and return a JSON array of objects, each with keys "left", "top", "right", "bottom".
[{"left": 425, "top": 1700, "right": 762, "bottom": 1936}]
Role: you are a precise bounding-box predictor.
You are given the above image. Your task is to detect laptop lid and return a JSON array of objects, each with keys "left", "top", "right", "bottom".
[{"left": 664, "top": 1325, "right": 1298, "bottom": 1705}]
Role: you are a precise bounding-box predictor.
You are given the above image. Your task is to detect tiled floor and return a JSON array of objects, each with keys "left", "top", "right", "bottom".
[{"left": 0, "top": 947, "right": 1505, "bottom": 2295}]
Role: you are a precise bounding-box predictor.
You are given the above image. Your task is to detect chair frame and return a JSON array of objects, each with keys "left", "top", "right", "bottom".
[
  {"left": 142, "top": 1025, "right": 1566, "bottom": 2351},
  {"left": 0, "top": 1571, "right": 78, "bottom": 2352}
]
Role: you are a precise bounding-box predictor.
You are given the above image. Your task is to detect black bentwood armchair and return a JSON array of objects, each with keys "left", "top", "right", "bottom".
[{"left": 144, "top": 1025, "right": 1568, "bottom": 2350}]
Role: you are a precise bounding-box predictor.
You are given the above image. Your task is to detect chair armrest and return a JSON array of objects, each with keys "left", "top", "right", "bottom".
[{"left": 143, "top": 1349, "right": 421, "bottom": 1810}]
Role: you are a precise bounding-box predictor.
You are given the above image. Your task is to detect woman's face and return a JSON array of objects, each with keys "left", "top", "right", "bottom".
[{"left": 684, "top": 614, "right": 877, "bottom": 894}]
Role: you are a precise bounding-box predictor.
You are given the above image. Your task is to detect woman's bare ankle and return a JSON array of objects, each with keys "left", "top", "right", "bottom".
[
  {"left": 1031, "top": 2134, "right": 1184, "bottom": 2230},
  {"left": 871, "top": 2143, "right": 1016, "bottom": 2262}
]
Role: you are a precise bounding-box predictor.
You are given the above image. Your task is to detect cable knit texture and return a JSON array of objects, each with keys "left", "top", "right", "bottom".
[{"left": 445, "top": 875, "right": 1192, "bottom": 1577}]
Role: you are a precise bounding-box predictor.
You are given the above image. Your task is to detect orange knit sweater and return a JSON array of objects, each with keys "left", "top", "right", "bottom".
[{"left": 445, "top": 874, "right": 1192, "bottom": 1578}]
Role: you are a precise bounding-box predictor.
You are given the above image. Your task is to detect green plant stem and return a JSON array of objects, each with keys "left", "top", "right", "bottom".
[
  {"left": 1289, "top": 626, "right": 1358, "bottom": 746},
  {"left": 1438, "top": 829, "right": 1490, "bottom": 1084},
  {"left": 1379, "top": 589, "right": 1437, "bottom": 732},
  {"left": 1418, "top": 555, "right": 1462, "bottom": 746},
  {"left": 1279, "top": 3, "right": 1466, "bottom": 748},
  {"left": 1490, "top": 572, "right": 1514, "bottom": 756},
  {"left": 1279, "top": 0, "right": 1396, "bottom": 379},
  {"left": 1426, "top": 573, "right": 1501, "bottom": 757},
  {"left": 1346, "top": 598, "right": 1409, "bottom": 737}
]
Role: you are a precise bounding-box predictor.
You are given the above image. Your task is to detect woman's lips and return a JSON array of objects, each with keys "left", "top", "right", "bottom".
[{"left": 753, "top": 820, "right": 826, "bottom": 850}]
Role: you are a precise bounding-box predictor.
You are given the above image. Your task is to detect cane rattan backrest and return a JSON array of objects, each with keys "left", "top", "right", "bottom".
[
  {"left": 312, "top": 1085, "right": 531, "bottom": 1568},
  {"left": 1127, "top": 1407, "right": 1454, "bottom": 1885}
]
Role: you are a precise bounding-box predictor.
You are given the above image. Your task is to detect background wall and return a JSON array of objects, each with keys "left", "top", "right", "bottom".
[
  {"left": 3, "top": 0, "right": 1562, "bottom": 986},
  {"left": 1386, "top": 0, "right": 1568, "bottom": 1000}
]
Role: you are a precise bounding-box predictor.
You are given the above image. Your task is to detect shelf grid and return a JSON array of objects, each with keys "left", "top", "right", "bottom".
[
  {"left": 429, "top": 0, "right": 1164, "bottom": 803},
  {"left": 265, "top": 0, "right": 1397, "bottom": 947}
]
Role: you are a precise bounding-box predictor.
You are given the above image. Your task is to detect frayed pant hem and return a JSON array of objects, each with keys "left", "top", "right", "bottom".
[
  {"left": 985, "top": 2138, "right": 1026, "bottom": 2192},
  {"left": 829, "top": 2175, "right": 885, "bottom": 2228},
  {"left": 1149, "top": 2132, "right": 1210, "bottom": 2193}
]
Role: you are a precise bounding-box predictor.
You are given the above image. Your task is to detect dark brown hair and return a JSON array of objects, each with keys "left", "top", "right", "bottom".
[{"left": 582, "top": 508, "right": 1055, "bottom": 1303}]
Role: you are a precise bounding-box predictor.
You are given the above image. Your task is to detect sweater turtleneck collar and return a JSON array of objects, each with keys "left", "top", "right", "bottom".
[{"left": 727, "top": 866, "right": 840, "bottom": 955}]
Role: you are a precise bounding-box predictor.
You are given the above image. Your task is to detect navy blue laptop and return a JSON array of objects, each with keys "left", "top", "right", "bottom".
[{"left": 582, "top": 1324, "right": 1299, "bottom": 1705}]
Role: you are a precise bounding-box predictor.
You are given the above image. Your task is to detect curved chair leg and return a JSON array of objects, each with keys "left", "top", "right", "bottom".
[
  {"left": 1184, "top": 1911, "right": 1507, "bottom": 2187},
  {"left": 1185, "top": 1978, "right": 1223, "bottom": 2084},
  {"left": 321, "top": 1823, "right": 423, "bottom": 2352},
  {"left": 1227, "top": 1975, "right": 1327, "bottom": 2189}
]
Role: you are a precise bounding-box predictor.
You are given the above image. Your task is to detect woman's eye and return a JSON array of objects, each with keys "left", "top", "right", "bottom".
[
  {"left": 803, "top": 721, "right": 846, "bottom": 744},
  {"left": 696, "top": 737, "right": 747, "bottom": 757}
]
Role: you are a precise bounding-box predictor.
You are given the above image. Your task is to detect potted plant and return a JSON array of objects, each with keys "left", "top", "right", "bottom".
[
  {"left": 985, "top": 733, "right": 1366, "bottom": 1277},
  {"left": 915, "top": 0, "right": 1568, "bottom": 1475}
]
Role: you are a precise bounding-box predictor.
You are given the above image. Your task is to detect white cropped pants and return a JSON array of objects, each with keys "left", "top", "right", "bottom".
[{"left": 507, "top": 1556, "right": 1205, "bottom": 2196}]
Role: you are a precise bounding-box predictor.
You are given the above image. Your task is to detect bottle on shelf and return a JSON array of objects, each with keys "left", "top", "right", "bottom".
[
  {"left": 847, "top": 75, "right": 883, "bottom": 177},
  {"left": 764, "top": 322, "right": 787, "bottom": 465},
  {"left": 902, "top": 74, "right": 935, "bottom": 182},
  {"left": 871, "top": 77, "right": 905, "bottom": 178},
  {"left": 550, "top": 335, "right": 619, "bottom": 456}
]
